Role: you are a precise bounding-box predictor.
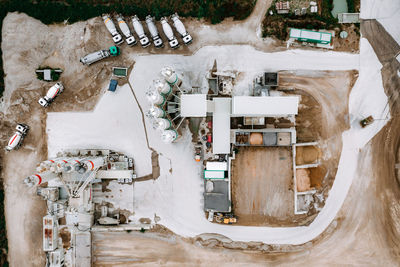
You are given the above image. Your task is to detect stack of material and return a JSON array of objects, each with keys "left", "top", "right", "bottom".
[
  {"left": 249, "top": 133, "right": 263, "bottom": 145},
  {"left": 296, "top": 169, "right": 311, "bottom": 192}
]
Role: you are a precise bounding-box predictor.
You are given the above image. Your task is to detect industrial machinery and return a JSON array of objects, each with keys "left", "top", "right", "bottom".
[
  {"left": 145, "top": 15, "right": 164, "bottom": 48},
  {"left": 102, "top": 14, "right": 123, "bottom": 45},
  {"left": 160, "top": 17, "right": 179, "bottom": 49},
  {"left": 360, "top": 115, "right": 374, "bottom": 128},
  {"left": 131, "top": 15, "right": 150, "bottom": 48},
  {"left": 38, "top": 82, "right": 64, "bottom": 107},
  {"left": 214, "top": 213, "right": 237, "bottom": 224},
  {"left": 5, "top": 123, "right": 29, "bottom": 151},
  {"left": 116, "top": 14, "right": 137, "bottom": 46},
  {"left": 194, "top": 143, "right": 203, "bottom": 162},
  {"left": 25, "top": 149, "right": 139, "bottom": 266},
  {"left": 80, "top": 46, "right": 120, "bottom": 65},
  {"left": 171, "top": 13, "right": 192, "bottom": 45}
]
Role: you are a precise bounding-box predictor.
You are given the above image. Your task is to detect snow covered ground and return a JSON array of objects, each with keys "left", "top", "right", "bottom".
[
  {"left": 47, "top": 43, "right": 388, "bottom": 244},
  {"left": 361, "top": 0, "right": 400, "bottom": 45}
]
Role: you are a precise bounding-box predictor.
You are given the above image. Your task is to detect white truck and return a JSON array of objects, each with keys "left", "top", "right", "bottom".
[
  {"left": 38, "top": 82, "right": 64, "bottom": 107},
  {"left": 131, "top": 15, "right": 150, "bottom": 48},
  {"left": 5, "top": 124, "right": 29, "bottom": 151},
  {"left": 116, "top": 14, "right": 137, "bottom": 46},
  {"left": 80, "top": 46, "right": 120, "bottom": 66},
  {"left": 145, "top": 15, "right": 164, "bottom": 48},
  {"left": 102, "top": 14, "right": 123, "bottom": 45},
  {"left": 171, "top": 13, "right": 192, "bottom": 45},
  {"left": 160, "top": 17, "right": 179, "bottom": 49}
]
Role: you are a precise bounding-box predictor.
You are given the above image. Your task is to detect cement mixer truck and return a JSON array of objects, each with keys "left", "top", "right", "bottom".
[
  {"left": 160, "top": 17, "right": 179, "bottom": 49},
  {"left": 171, "top": 13, "right": 192, "bottom": 45},
  {"left": 80, "top": 46, "right": 120, "bottom": 66},
  {"left": 116, "top": 14, "right": 137, "bottom": 46},
  {"left": 131, "top": 15, "right": 150, "bottom": 48},
  {"left": 5, "top": 123, "right": 29, "bottom": 151},
  {"left": 103, "top": 14, "right": 123, "bottom": 45},
  {"left": 145, "top": 15, "right": 164, "bottom": 48},
  {"left": 38, "top": 82, "right": 64, "bottom": 107}
]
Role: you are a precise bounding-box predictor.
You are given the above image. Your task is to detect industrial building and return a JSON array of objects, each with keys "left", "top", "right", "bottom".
[
  {"left": 171, "top": 61, "right": 320, "bottom": 222},
  {"left": 24, "top": 149, "right": 151, "bottom": 267}
]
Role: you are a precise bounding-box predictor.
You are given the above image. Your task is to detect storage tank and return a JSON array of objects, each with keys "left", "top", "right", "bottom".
[
  {"left": 116, "top": 14, "right": 137, "bottom": 45},
  {"left": 154, "top": 80, "right": 172, "bottom": 96},
  {"left": 145, "top": 15, "right": 164, "bottom": 48},
  {"left": 161, "top": 129, "right": 178, "bottom": 143},
  {"left": 156, "top": 118, "right": 172, "bottom": 130},
  {"left": 161, "top": 66, "right": 182, "bottom": 86},
  {"left": 171, "top": 13, "right": 193, "bottom": 45},
  {"left": 24, "top": 171, "right": 58, "bottom": 187},
  {"left": 102, "top": 15, "right": 123, "bottom": 45},
  {"left": 82, "top": 157, "right": 105, "bottom": 172},
  {"left": 147, "top": 106, "right": 166, "bottom": 118},
  {"left": 146, "top": 90, "right": 166, "bottom": 106},
  {"left": 160, "top": 17, "right": 179, "bottom": 49}
]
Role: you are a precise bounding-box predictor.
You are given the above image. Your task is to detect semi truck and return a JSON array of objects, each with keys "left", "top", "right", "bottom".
[
  {"left": 171, "top": 13, "right": 192, "bottom": 45},
  {"left": 116, "top": 14, "right": 137, "bottom": 46},
  {"left": 102, "top": 14, "right": 123, "bottom": 45},
  {"left": 160, "top": 17, "right": 179, "bottom": 49},
  {"left": 131, "top": 15, "right": 150, "bottom": 48},
  {"left": 80, "top": 46, "right": 120, "bottom": 66},
  {"left": 145, "top": 15, "right": 164, "bottom": 48},
  {"left": 5, "top": 124, "right": 29, "bottom": 151},
  {"left": 38, "top": 82, "right": 64, "bottom": 107}
]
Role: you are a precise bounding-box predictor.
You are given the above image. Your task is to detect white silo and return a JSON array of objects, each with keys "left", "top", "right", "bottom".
[
  {"left": 154, "top": 79, "right": 172, "bottom": 96},
  {"left": 156, "top": 118, "right": 172, "bottom": 130},
  {"left": 147, "top": 106, "right": 166, "bottom": 118},
  {"left": 24, "top": 170, "right": 58, "bottom": 187},
  {"left": 161, "top": 66, "right": 182, "bottom": 87},
  {"left": 146, "top": 90, "right": 166, "bottom": 106},
  {"left": 161, "top": 129, "right": 178, "bottom": 143}
]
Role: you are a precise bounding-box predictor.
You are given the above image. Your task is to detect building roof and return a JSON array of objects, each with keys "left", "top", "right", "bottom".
[
  {"left": 212, "top": 98, "right": 231, "bottom": 154},
  {"left": 204, "top": 180, "right": 230, "bottom": 212},
  {"left": 289, "top": 28, "right": 332, "bottom": 44},
  {"left": 180, "top": 94, "right": 207, "bottom": 117},
  {"left": 231, "top": 96, "right": 299, "bottom": 116}
]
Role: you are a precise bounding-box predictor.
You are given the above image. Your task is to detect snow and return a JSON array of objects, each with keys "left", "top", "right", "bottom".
[
  {"left": 361, "top": 0, "right": 400, "bottom": 45},
  {"left": 47, "top": 42, "right": 388, "bottom": 244}
]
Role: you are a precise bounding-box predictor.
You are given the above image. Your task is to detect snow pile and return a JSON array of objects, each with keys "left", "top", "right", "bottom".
[
  {"left": 47, "top": 43, "right": 387, "bottom": 244},
  {"left": 361, "top": 0, "right": 400, "bottom": 45}
]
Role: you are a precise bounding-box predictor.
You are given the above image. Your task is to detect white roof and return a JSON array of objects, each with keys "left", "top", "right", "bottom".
[
  {"left": 232, "top": 96, "right": 299, "bottom": 116},
  {"left": 397, "top": 53, "right": 400, "bottom": 63},
  {"left": 212, "top": 98, "right": 231, "bottom": 154},
  {"left": 206, "top": 161, "right": 228, "bottom": 171},
  {"left": 96, "top": 170, "right": 133, "bottom": 179},
  {"left": 180, "top": 94, "right": 207, "bottom": 117},
  {"left": 204, "top": 170, "right": 225, "bottom": 179}
]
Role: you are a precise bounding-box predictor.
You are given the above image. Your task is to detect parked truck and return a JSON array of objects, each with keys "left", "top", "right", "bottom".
[
  {"left": 5, "top": 124, "right": 29, "bottom": 151},
  {"left": 145, "top": 15, "right": 164, "bottom": 48},
  {"left": 102, "top": 14, "right": 123, "bottom": 45},
  {"left": 116, "top": 14, "right": 137, "bottom": 46},
  {"left": 131, "top": 15, "right": 150, "bottom": 48},
  {"left": 38, "top": 82, "right": 64, "bottom": 107},
  {"left": 171, "top": 13, "right": 192, "bottom": 45},
  {"left": 80, "top": 46, "right": 120, "bottom": 66},
  {"left": 160, "top": 17, "right": 179, "bottom": 49}
]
